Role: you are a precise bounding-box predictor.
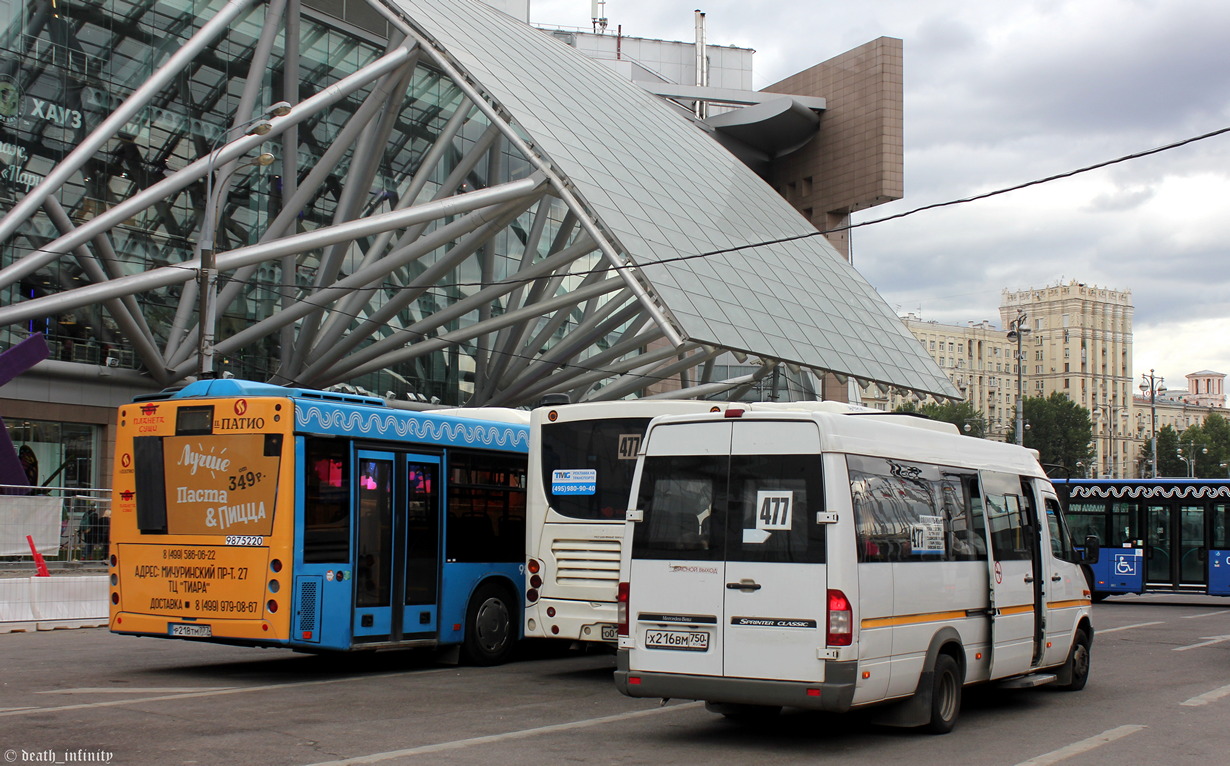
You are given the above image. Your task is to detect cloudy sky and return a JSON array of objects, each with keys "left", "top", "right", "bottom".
[{"left": 528, "top": 0, "right": 1230, "bottom": 389}]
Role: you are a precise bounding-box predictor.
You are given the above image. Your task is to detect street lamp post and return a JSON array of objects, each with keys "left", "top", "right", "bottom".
[
  {"left": 1006, "top": 309, "right": 1030, "bottom": 446},
  {"left": 1094, "top": 405, "right": 1127, "bottom": 478},
  {"left": 196, "top": 102, "right": 292, "bottom": 379},
  {"left": 1139, "top": 369, "right": 1166, "bottom": 479}
]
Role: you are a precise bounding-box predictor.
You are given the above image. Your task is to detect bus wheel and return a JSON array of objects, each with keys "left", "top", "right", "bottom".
[
  {"left": 461, "top": 583, "right": 514, "bottom": 666},
  {"left": 924, "top": 655, "right": 962, "bottom": 734},
  {"left": 1055, "top": 628, "right": 1091, "bottom": 691}
]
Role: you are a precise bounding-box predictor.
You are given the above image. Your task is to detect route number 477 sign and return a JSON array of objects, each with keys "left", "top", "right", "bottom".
[{"left": 757, "top": 491, "right": 793, "bottom": 531}]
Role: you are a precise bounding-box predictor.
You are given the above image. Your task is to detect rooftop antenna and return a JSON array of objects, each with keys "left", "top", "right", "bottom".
[
  {"left": 694, "top": 9, "right": 708, "bottom": 118},
  {"left": 591, "top": 0, "right": 607, "bottom": 33}
]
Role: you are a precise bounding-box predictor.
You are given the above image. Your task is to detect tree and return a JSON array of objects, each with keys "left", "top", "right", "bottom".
[
  {"left": 1154, "top": 425, "right": 1184, "bottom": 478},
  {"left": 1021, "top": 392, "right": 1093, "bottom": 477},
  {"left": 894, "top": 400, "right": 986, "bottom": 437}
]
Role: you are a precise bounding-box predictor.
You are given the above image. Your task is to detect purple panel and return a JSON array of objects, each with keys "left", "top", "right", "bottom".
[{"left": 0, "top": 332, "right": 50, "bottom": 493}]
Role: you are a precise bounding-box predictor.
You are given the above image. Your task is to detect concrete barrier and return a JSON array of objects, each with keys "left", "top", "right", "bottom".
[{"left": 0, "top": 575, "right": 108, "bottom": 632}]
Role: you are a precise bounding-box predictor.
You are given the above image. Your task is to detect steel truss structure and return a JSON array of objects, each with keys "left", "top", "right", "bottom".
[{"left": 0, "top": 0, "right": 957, "bottom": 406}]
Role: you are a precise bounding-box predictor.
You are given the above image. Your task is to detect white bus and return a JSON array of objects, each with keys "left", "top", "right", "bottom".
[
  {"left": 524, "top": 400, "right": 722, "bottom": 643},
  {"left": 615, "top": 406, "right": 1097, "bottom": 733}
]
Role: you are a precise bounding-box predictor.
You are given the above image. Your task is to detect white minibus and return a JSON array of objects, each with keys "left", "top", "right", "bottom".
[{"left": 615, "top": 406, "right": 1097, "bottom": 733}]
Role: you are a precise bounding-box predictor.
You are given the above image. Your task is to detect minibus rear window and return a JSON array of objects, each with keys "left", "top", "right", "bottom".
[{"left": 631, "top": 454, "right": 824, "bottom": 563}]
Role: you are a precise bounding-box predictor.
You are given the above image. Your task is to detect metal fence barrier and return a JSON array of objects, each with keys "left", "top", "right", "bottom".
[{"left": 0, "top": 485, "right": 112, "bottom": 566}]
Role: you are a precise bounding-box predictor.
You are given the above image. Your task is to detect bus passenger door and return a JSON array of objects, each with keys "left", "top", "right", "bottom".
[
  {"left": 354, "top": 451, "right": 442, "bottom": 641},
  {"left": 354, "top": 451, "right": 396, "bottom": 639},
  {"left": 1210, "top": 503, "right": 1230, "bottom": 596},
  {"left": 979, "top": 471, "right": 1039, "bottom": 678},
  {"left": 401, "top": 458, "right": 441, "bottom": 637}
]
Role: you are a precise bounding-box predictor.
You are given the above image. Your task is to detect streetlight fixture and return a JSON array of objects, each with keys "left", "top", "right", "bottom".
[
  {"left": 1139, "top": 369, "right": 1166, "bottom": 479},
  {"left": 196, "top": 101, "right": 292, "bottom": 379},
  {"left": 1006, "top": 309, "right": 1030, "bottom": 446},
  {"left": 1177, "top": 443, "right": 1207, "bottom": 479}
]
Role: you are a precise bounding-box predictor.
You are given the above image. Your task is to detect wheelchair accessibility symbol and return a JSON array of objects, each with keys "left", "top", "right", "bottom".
[{"left": 1114, "top": 554, "right": 1139, "bottom": 576}]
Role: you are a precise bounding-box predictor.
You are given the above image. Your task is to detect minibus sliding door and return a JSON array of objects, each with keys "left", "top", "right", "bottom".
[{"left": 979, "top": 471, "right": 1040, "bottom": 679}]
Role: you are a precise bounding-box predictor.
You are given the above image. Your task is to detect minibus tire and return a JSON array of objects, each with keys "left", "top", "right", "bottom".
[
  {"left": 705, "top": 702, "right": 781, "bottom": 721},
  {"left": 461, "top": 583, "right": 515, "bottom": 666},
  {"left": 925, "top": 655, "right": 961, "bottom": 734},
  {"left": 1055, "top": 628, "right": 1091, "bottom": 691}
]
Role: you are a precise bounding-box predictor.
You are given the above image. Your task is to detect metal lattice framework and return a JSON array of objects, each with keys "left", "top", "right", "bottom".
[
  {"left": 0, "top": 0, "right": 957, "bottom": 406},
  {"left": 0, "top": 0, "right": 782, "bottom": 405}
]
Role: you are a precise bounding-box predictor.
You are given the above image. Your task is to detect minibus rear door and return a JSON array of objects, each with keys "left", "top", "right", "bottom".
[{"left": 721, "top": 421, "right": 827, "bottom": 682}]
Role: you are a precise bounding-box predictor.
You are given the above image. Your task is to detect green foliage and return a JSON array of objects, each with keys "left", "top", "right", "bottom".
[
  {"left": 1159, "top": 414, "right": 1230, "bottom": 478},
  {"left": 1152, "top": 425, "right": 1184, "bottom": 477},
  {"left": 1021, "top": 392, "right": 1094, "bottom": 477},
  {"left": 894, "top": 400, "right": 986, "bottom": 437}
]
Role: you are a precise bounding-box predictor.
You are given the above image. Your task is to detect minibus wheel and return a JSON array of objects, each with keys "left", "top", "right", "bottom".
[
  {"left": 924, "top": 655, "right": 961, "bottom": 734},
  {"left": 1055, "top": 628, "right": 1091, "bottom": 691},
  {"left": 461, "top": 583, "right": 515, "bottom": 665}
]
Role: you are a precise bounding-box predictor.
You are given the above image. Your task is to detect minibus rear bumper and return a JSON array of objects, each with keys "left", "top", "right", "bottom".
[{"left": 615, "top": 652, "right": 858, "bottom": 713}]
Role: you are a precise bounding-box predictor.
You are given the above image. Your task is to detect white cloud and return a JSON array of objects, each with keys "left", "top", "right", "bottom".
[{"left": 529, "top": 0, "right": 1230, "bottom": 386}]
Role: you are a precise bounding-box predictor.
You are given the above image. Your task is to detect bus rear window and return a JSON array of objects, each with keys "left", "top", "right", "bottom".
[{"left": 540, "top": 418, "right": 648, "bottom": 520}]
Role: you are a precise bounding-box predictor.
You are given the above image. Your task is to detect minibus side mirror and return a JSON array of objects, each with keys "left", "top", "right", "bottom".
[{"left": 1081, "top": 535, "right": 1100, "bottom": 565}]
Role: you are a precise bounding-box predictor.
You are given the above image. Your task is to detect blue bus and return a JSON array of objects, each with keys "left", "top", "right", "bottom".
[
  {"left": 1054, "top": 479, "right": 1230, "bottom": 599},
  {"left": 109, "top": 379, "right": 529, "bottom": 663}
]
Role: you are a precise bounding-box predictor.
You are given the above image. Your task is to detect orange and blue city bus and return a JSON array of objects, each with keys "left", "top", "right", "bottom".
[{"left": 109, "top": 379, "right": 528, "bottom": 663}]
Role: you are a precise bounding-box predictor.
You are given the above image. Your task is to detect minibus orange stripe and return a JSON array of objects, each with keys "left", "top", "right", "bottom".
[
  {"left": 860, "top": 609, "right": 973, "bottom": 629},
  {"left": 1047, "top": 599, "right": 1091, "bottom": 609},
  {"left": 997, "top": 604, "right": 1036, "bottom": 616}
]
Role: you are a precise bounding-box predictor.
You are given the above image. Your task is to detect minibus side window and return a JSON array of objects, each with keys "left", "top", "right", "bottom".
[
  {"left": 631, "top": 455, "right": 723, "bottom": 560},
  {"left": 945, "top": 473, "right": 985, "bottom": 560},
  {"left": 849, "top": 456, "right": 983, "bottom": 562},
  {"left": 1045, "top": 497, "right": 1077, "bottom": 562},
  {"left": 982, "top": 478, "right": 1035, "bottom": 561}
]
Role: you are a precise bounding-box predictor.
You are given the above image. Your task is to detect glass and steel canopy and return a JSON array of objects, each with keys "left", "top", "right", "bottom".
[{"left": 0, "top": 0, "right": 957, "bottom": 405}]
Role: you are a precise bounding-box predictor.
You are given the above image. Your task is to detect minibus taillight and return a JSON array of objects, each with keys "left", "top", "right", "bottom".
[
  {"left": 617, "top": 581, "right": 630, "bottom": 636},
  {"left": 724, "top": 408, "right": 745, "bottom": 418},
  {"left": 826, "top": 589, "right": 852, "bottom": 647}
]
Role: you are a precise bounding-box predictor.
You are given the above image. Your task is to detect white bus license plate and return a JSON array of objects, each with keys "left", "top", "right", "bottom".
[
  {"left": 169, "top": 623, "right": 212, "bottom": 638},
  {"left": 600, "top": 624, "right": 618, "bottom": 641},
  {"left": 645, "top": 629, "right": 709, "bottom": 651}
]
